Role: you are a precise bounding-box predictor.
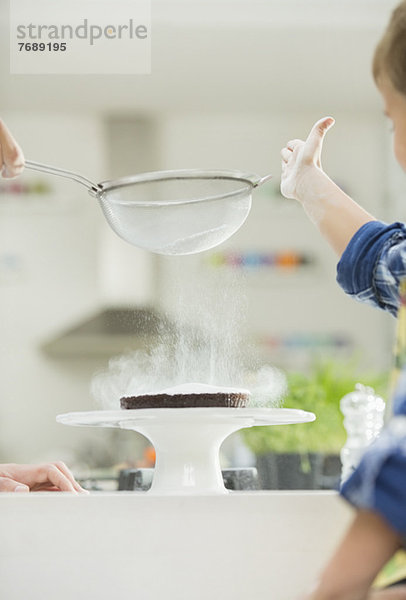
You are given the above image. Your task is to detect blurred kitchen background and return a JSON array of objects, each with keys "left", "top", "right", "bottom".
[{"left": 0, "top": 0, "right": 403, "bottom": 489}]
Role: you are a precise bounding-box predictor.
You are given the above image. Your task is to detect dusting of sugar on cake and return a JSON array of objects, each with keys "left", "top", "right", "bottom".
[{"left": 157, "top": 383, "right": 250, "bottom": 396}]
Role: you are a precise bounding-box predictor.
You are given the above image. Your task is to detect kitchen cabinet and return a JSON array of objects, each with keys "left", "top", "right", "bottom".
[{"left": 0, "top": 491, "right": 352, "bottom": 600}]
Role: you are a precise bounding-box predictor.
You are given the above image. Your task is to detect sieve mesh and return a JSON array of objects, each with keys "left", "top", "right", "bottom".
[
  {"left": 98, "top": 175, "right": 253, "bottom": 254},
  {"left": 25, "top": 161, "right": 267, "bottom": 254}
]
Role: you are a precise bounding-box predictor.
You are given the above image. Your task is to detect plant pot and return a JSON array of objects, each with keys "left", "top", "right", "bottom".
[{"left": 256, "top": 452, "right": 341, "bottom": 490}]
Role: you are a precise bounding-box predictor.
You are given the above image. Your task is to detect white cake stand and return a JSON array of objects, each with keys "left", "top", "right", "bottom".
[{"left": 57, "top": 407, "right": 315, "bottom": 495}]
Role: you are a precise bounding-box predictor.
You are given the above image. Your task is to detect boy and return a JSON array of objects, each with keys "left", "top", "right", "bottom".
[{"left": 280, "top": 2, "right": 406, "bottom": 598}]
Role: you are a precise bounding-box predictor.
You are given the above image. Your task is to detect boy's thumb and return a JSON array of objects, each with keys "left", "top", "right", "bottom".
[{"left": 306, "top": 116, "right": 335, "bottom": 157}]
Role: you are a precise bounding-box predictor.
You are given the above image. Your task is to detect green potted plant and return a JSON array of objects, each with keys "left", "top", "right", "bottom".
[{"left": 242, "top": 359, "right": 388, "bottom": 489}]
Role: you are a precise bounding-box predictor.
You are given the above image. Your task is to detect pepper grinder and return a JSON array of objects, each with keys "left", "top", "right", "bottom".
[{"left": 340, "top": 383, "right": 385, "bottom": 484}]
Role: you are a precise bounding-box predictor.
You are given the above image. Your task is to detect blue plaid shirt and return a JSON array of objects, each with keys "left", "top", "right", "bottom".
[
  {"left": 337, "top": 220, "right": 406, "bottom": 537},
  {"left": 337, "top": 220, "right": 406, "bottom": 317}
]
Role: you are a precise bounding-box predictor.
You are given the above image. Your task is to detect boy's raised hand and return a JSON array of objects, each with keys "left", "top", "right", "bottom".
[{"left": 280, "top": 116, "right": 335, "bottom": 201}]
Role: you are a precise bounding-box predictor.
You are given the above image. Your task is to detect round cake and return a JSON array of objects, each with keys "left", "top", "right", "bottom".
[{"left": 120, "top": 383, "right": 250, "bottom": 409}]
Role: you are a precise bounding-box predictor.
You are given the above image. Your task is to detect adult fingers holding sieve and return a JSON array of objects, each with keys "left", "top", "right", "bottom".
[{"left": 0, "top": 119, "right": 25, "bottom": 179}]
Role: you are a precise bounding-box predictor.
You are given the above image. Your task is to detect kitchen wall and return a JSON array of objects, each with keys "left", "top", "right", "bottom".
[{"left": 0, "top": 112, "right": 107, "bottom": 463}]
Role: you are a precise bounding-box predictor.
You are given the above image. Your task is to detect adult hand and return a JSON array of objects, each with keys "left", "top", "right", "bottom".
[
  {"left": 280, "top": 116, "right": 335, "bottom": 202},
  {"left": 0, "top": 462, "right": 88, "bottom": 493},
  {"left": 0, "top": 119, "right": 25, "bottom": 178}
]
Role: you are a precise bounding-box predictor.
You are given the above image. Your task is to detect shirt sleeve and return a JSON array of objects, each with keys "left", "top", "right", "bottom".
[
  {"left": 340, "top": 416, "right": 406, "bottom": 539},
  {"left": 336, "top": 221, "right": 406, "bottom": 316}
]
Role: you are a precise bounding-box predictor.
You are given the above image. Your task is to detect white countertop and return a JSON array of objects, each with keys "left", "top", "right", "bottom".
[{"left": 0, "top": 491, "right": 352, "bottom": 600}]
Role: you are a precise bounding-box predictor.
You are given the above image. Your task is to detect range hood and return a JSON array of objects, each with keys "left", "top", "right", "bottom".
[{"left": 41, "top": 307, "right": 172, "bottom": 358}]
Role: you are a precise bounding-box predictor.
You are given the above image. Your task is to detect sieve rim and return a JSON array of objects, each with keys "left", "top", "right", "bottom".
[
  {"left": 97, "top": 169, "right": 260, "bottom": 195},
  {"left": 98, "top": 185, "right": 252, "bottom": 208}
]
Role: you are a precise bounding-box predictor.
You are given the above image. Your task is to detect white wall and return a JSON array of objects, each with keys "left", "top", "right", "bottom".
[{"left": 0, "top": 112, "right": 108, "bottom": 462}]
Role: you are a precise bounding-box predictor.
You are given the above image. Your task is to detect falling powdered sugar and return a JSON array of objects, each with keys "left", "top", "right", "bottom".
[{"left": 91, "top": 265, "right": 287, "bottom": 410}]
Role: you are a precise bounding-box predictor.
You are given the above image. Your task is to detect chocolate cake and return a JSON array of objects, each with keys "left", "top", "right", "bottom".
[{"left": 120, "top": 383, "right": 249, "bottom": 409}]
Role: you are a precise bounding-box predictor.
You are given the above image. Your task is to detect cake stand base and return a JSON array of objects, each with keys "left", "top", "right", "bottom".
[{"left": 57, "top": 407, "right": 315, "bottom": 495}]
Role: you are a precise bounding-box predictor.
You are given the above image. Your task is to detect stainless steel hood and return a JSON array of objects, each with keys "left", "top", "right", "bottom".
[{"left": 41, "top": 307, "right": 171, "bottom": 357}]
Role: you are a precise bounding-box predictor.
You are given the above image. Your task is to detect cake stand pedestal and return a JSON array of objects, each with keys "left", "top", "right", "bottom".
[{"left": 57, "top": 407, "right": 315, "bottom": 495}]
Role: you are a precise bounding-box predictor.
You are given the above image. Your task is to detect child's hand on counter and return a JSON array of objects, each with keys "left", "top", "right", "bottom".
[
  {"left": 0, "top": 119, "right": 25, "bottom": 179},
  {"left": 0, "top": 462, "right": 88, "bottom": 493},
  {"left": 280, "top": 116, "right": 335, "bottom": 203}
]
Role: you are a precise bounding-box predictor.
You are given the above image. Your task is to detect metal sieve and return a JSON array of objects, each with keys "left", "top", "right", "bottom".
[{"left": 25, "top": 160, "right": 272, "bottom": 255}]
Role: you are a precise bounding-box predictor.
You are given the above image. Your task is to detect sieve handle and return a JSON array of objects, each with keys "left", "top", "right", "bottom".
[
  {"left": 25, "top": 160, "right": 100, "bottom": 194},
  {"left": 252, "top": 173, "right": 273, "bottom": 187}
]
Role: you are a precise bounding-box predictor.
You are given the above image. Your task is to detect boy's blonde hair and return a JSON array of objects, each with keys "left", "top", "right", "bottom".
[{"left": 373, "top": 0, "right": 406, "bottom": 94}]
